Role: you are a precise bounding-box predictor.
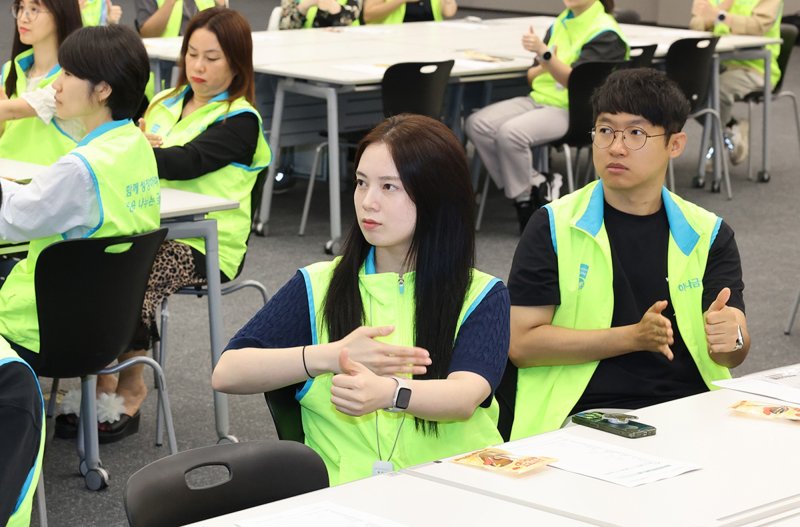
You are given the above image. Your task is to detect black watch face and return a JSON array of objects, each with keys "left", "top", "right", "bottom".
[{"left": 396, "top": 387, "right": 412, "bottom": 409}]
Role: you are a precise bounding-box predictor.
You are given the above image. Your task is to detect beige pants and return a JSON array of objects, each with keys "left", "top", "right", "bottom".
[
  {"left": 719, "top": 67, "right": 764, "bottom": 125},
  {"left": 465, "top": 95, "right": 569, "bottom": 200}
]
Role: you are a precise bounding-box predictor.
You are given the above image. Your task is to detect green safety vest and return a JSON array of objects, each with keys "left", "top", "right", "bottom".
[
  {"left": 370, "top": 0, "right": 442, "bottom": 24},
  {"left": 81, "top": 0, "right": 107, "bottom": 26},
  {"left": 0, "top": 120, "right": 160, "bottom": 352},
  {"left": 304, "top": 0, "right": 360, "bottom": 28},
  {"left": 710, "top": 0, "right": 782, "bottom": 87},
  {"left": 511, "top": 181, "right": 731, "bottom": 440},
  {"left": 145, "top": 88, "right": 270, "bottom": 280},
  {"left": 298, "top": 251, "right": 503, "bottom": 485},
  {"left": 531, "top": 1, "right": 628, "bottom": 109},
  {"left": 0, "top": 341, "right": 44, "bottom": 527},
  {"left": 0, "top": 50, "right": 76, "bottom": 165},
  {"left": 157, "top": 0, "right": 216, "bottom": 37}
]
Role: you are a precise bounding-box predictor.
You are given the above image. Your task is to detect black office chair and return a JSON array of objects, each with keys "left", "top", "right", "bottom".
[
  {"left": 664, "top": 36, "right": 732, "bottom": 197},
  {"left": 475, "top": 61, "right": 624, "bottom": 230},
  {"left": 124, "top": 440, "right": 329, "bottom": 527},
  {"left": 33, "top": 229, "right": 178, "bottom": 490},
  {"left": 628, "top": 44, "right": 657, "bottom": 68},
  {"left": 264, "top": 382, "right": 305, "bottom": 443},
  {"left": 153, "top": 170, "right": 270, "bottom": 445},
  {"left": 299, "top": 60, "right": 455, "bottom": 236},
  {"left": 743, "top": 24, "right": 799, "bottom": 183}
]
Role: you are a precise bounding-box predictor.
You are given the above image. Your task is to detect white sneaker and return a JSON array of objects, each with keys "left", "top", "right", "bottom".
[{"left": 729, "top": 120, "right": 749, "bottom": 165}]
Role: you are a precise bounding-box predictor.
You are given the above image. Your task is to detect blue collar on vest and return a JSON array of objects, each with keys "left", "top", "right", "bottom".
[
  {"left": 16, "top": 51, "right": 61, "bottom": 79},
  {"left": 365, "top": 246, "right": 377, "bottom": 275},
  {"left": 78, "top": 119, "right": 131, "bottom": 146},
  {"left": 164, "top": 86, "right": 230, "bottom": 108},
  {"left": 575, "top": 182, "right": 700, "bottom": 256}
]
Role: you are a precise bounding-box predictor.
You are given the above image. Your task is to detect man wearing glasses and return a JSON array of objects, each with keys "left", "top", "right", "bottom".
[{"left": 503, "top": 68, "right": 749, "bottom": 440}]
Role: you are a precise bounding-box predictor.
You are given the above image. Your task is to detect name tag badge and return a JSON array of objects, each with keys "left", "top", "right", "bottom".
[{"left": 372, "top": 460, "right": 394, "bottom": 476}]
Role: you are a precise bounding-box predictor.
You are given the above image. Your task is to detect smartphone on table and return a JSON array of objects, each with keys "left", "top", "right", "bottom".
[{"left": 571, "top": 411, "right": 656, "bottom": 439}]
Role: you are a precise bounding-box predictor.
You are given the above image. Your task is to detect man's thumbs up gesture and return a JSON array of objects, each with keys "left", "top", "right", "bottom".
[{"left": 704, "top": 287, "right": 748, "bottom": 362}]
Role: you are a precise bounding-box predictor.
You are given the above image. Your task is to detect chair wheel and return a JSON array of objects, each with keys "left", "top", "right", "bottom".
[
  {"left": 84, "top": 467, "right": 109, "bottom": 491},
  {"left": 79, "top": 459, "right": 88, "bottom": 477},
  {"left": 217, "top": 435, "right": 238, "bottom": 445},
  {"left": 710, "top": 180, "right": 721, "bottom": 193},
  {"left": 252, "top": 222, "right": 267, "bottom": 237},
  {"left": 324, "top": 239, "right": 340, "bottom": 255},
  {"left": 691, "top": 176, "right": 705, "bottom": 188},
  {"left": 757, "top": 170, "right": 770, "bottom": 183}
]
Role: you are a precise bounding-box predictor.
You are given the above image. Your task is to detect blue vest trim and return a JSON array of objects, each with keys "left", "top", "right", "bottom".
[
  {"left": 164, "top": 86, "right": 191, "bottom": 108},
  {"left": 710, "top": 216, "right": 722, "bottom": 248},
  {"left": 460, "top": 278, "right": 500, "bottom": 326},
  {"left": 230, "top": 162, "right": 266, "bottom": 172},
  {"left": 0, "top": 357, "right": 44, "bottom": 514},
  {"left": 45, "top": 63, "right": 61, "bottom": 80},
  {"left": 212, "top": 108, "right": 255, "bottom": 124},
  {"left": 296, "top": 267, "right": 318, "bottom": 402},
  {"left": 77, "top": 119, "right": 130, "bottom": 147},
  {"left": 574, "top": 182, "right": 605, "bottom": 236},
  {"left": 17, "top": 54, "right": 34, "bottom": 72},
  {"left": 543, "top": 204, "right": 557, "bottom": 255},
  {"left": 365, "top": 246, "right": 377, "bottom": 275},
  {"left": 71, "top": 152, "right": 105, "bottom": 238},
  {"left": 661, "top": 187, "right": 700, "bottom": 256},
  {"left": 210, "top": 90, "right": 230, "bottom": 103}
]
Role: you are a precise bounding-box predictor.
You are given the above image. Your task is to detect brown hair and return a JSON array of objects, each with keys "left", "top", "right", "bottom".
[
  {"left": 5, "top": 0, "right": 82, "bottom": 97},
  {"left": 175, "top": 7, "right": 255, "bottom": 105},
  {"left": 600, "top": 0, "right": 615, "bottom": 13}
]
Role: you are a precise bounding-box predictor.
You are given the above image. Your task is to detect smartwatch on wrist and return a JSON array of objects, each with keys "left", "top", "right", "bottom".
[
  {"left": 732, "top": 325, "right": 744, "bottom": 352},
  {"left": 387, "top": 377, "right": 412, "bottom": 413},
  {"left": 541, "top": 47, "right": 554, "bottom": 62}
]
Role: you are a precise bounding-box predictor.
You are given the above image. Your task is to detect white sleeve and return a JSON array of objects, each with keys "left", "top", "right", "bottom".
[
  {"left": 19, "top": 85, "right": 56, "bottom": 124},
  {"left": 0, "top": 155, "right": 100, "bottom": 242}
]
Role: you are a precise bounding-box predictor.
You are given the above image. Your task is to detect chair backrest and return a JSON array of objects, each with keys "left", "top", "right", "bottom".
[
  {"left": 664, "top": 36, "right": 720, "bottom": 114},
  {"left": 380, "top": 60, "right": 455, "bottom": 119},
  {"left": 33, "top": 229, "right": 167, "bottom": 378},
  {"left": 613, "top": 8, "right": 641, "bottom": 24},
  {"left": 628, "top": 44, "right": 657, "bottom": 68},
  {"left": 267, "top": 6, "right": 282, "bottom": 31},
  {"left": 559, "top": 60, "right": 625, "bottom": 148},
  {"left": 264, "top": 383, "right": 305, "bottom": 443},
  {"left": 124, "top": 440, "right": 328, "bottom": 527},
  {"left": 775, "top": 24, "right": 799, "bottom": 93}
]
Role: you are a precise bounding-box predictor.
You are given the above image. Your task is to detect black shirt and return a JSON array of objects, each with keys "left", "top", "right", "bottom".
[
  {"left": 153, "top": 111, "right": 260, "bottom": 182},
  {"left": 403, "top": 1, "right": 434, "bottom": 22},
  {"left": 508, "top": 201, "right": 745, "bottom": 412},
  {"left": 0, "top": 362, "right": 42, "bottom": 525}
]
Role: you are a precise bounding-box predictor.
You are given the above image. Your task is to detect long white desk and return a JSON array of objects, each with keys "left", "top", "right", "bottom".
[
  {"left": 0, "top": 158, "right": 241, "bottom": 442},
  {"left": 182, "top": 384, "right": 800, "bottom": 526},
  {"left": 144, "top": 18, "right": 779, "bottom": 246},
  {"left": 409, "top": 388, "right": 800, "bottom": 527}
]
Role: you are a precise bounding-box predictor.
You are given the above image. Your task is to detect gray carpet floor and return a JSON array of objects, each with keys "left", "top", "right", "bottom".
[{"left": 3, "top": 2, "right": 800, "bottom": 526}]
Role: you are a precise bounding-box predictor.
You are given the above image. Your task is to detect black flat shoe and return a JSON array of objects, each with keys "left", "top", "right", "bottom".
[
  {"left": 97, "top": 411, "right": 140, "bottom": 444},
  {"left": 54, "top": 413, "right": 79, "bottom": 439}
]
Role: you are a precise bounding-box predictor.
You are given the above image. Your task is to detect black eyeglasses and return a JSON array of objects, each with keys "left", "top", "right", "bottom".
[{"left": 591, "top": 125, "right": 666, "bottom": 151}]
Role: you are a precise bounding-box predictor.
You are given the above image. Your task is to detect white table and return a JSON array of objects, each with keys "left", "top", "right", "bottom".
[
  {"left": 144, "top": 18, "right": 779, "bottom": 245},
  {"left": 0, "top": 158, "right": 241, "bottom": 442},
  {"left": 408, "top": 388, "right": 800, "bottom": 527},
  {"left": 186, "top": 471, "right": 596, "bottom": 526}
]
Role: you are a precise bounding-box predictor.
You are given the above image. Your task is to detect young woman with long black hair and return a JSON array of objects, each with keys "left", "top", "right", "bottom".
[{"left": 213, "top": 114, "right": 510, "bottom": 485}]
